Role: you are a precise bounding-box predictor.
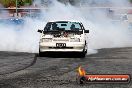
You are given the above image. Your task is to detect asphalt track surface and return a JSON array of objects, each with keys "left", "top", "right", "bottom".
[{"left": 0, "top": 47, "right": 132, "bottom": 88}]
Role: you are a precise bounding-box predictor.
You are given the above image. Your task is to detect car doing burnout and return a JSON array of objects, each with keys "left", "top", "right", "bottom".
[{"left": 38, "top": 21, "right": 89, "bottom": 57}]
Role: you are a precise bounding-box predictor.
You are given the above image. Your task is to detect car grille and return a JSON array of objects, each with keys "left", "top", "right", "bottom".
[{"left": 53, "top": 38, "right": 69, "bottom": 41}]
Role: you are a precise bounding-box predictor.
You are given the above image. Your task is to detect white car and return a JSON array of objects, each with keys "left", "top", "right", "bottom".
[{"left": 38, "top": 21, "right": 89, "bottom": 57}]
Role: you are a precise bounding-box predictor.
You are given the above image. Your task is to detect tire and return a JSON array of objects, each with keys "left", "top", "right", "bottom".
[
  {"left": 80, "top": 48, "right": 87, "bottom": 58},
  {"left": 39, "top": 48, "right": 43, "bottom": 57},
  {"left": 80, "top": 51, "right": 86, "bottom": 58}
]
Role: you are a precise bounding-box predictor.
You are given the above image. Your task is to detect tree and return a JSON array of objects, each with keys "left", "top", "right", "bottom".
[
  {"left": 24, "top": 0, "right": 32, "bottom": 5},
  {"left": 130, "top": 0, "right": 132, "bottom": 3},
  {"left": 0, "top": 0, "right": 32, "bottom": 7},
  {"left": 0, "top": 0, "right": 10, "bottom": 7}
]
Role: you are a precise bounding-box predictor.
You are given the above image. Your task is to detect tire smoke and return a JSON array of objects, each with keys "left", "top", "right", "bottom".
[{"left": 0, "top": 0, "right": 132, "bottom": 54}]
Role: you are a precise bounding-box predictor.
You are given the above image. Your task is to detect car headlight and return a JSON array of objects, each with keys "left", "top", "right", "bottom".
[
  {"left": 70, "top": 38, "right": 80, "bottom": 42},
  {"left": 40, "top": 38, "right": 52, "bottom": 42}
]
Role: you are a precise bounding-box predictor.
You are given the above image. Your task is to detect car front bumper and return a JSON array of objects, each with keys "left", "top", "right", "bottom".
[{"left": 39, "top": 42, "right": 85, "bottom": 52}]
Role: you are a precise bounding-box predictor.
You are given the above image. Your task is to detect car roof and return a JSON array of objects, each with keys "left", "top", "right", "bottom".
[{"left": 48, "top": 21, "right": 81, "bottom": 23}]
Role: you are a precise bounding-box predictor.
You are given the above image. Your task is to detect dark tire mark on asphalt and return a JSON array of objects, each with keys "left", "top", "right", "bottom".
[
  {"left": 30, "top": 54, "right": 38, "bottom": 66},
  {"left": 0, "top": 54, "right": 38, "bottom": 75}
]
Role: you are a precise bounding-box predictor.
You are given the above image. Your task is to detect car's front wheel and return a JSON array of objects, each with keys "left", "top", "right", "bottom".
[
  {"left": 39, "top": 48, "right": 43, "bottom": 56},
  {"left": 80, "top": 49, "right": 87, "bottom": 58}
]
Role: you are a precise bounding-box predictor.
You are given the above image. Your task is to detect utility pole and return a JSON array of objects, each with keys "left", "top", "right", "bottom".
[{"left": 16, "top": 0, "right": 18, "bottom": 17}]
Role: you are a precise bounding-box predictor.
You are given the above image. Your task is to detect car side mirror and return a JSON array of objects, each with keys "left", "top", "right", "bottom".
[
  {"left": 85, "top": 30, "right": 89, "bottom": 33},
  {"left": 38, "top": 29, "right": 43, "bottom": 33}
]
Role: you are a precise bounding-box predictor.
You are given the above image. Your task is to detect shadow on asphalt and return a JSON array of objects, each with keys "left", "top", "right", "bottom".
[{"left": 37, "top": 52, "right": 85, "bottom": 58}]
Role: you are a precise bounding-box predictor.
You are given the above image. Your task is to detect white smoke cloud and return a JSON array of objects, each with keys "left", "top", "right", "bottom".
[
  {"left": 0, "top": 0, "right": 132, "bottom": 54},
  {"left": 78, "top": 0, "right": 131, "bottom": 7},
  {"left": 0, "top": 18, "right": 42, "bottom": 53},
  {"left": 0, "top": 4, "right": 10, "bottom": 18},
  {"left": 110, "top": 0, "right": 130, "bottom": 7},
  {"left": 39, "top": 0, "right": 132, "bottom": 54}
]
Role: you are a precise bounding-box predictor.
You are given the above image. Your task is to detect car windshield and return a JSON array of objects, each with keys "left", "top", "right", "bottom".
[{"left": 44, "top": 21, "right": 82, "bottom": 31}]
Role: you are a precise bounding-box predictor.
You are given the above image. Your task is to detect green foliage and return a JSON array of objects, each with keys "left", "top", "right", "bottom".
[
  {"left": 0, "top": 0, "right": 32, "bottom": 7},
  {"left": 23, "top": 0, "right": 32, "bottom": 5},
  {"left": 0, "top": 0, "right": 10, "bottom": 7},
  {"left": 130, "top": 0, "right": 132, "bottom": 3}
]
